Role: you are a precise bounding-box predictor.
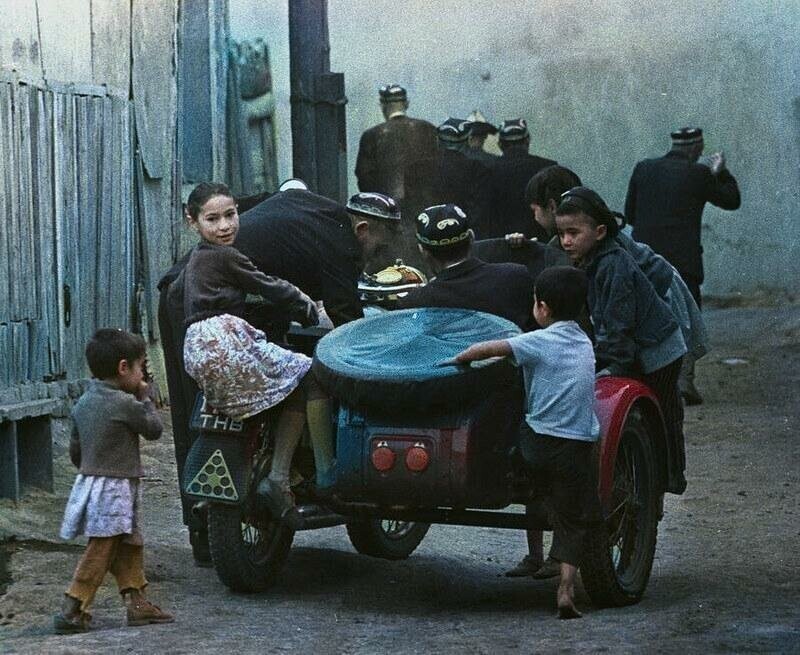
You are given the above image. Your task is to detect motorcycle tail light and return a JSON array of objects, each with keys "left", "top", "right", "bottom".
[
  {"left": 405, "top": 445, "right": 429, "bottom": 473},
  {"left": 371, "top": 446, "right": 396, "bottom": 472}
]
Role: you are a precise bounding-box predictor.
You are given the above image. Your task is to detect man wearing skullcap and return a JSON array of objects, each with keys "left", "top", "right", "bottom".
[
  {"left": 625, "top": 127, "right": 741, "bottom": 404},
  {"left": 397, "top": 204, "right": 534, "bottom": 330},
  {"left": 433, "top": 118, "right": 493, "bottom": 238},
  {"left": 485, "top": 118, "right": 558, "bottom": 239},
  {"left": 355, "top": 85, "right": 438, "bottom": 273}
]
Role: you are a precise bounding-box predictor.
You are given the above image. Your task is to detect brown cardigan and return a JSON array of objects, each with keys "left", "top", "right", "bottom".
[{"left": 182, "top": 242, "right": 317, "bottom": 327}]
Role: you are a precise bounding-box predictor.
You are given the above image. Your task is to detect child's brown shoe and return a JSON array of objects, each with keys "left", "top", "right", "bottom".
[
  {"left": 53, "top": 595, "right": 91, "bottom": 634},
  {"left": 125, "top": 590, "right": 174, "bottom": 626}
]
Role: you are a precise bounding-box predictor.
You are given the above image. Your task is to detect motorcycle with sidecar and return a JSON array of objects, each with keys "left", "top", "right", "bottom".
[{"left": 180, "top": 303, "right": 676, "bottom": 609}]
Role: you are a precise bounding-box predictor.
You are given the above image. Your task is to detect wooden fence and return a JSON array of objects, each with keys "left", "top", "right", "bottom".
[{"left": 0, "top": 77, "right": 135, "bottom": 386}]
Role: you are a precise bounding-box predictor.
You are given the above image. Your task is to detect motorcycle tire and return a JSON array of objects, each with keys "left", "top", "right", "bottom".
[
  {"left": 581, "top": 407, "right": 659, "bottom": 607},
  {"left": 207, "top": 504, "right": 294, "bottom": 592},
  {"left": 346, "top": 518, "right": 430, "bottom": 560},
  {"left": 313, "top": 308, "right": 521, "bottom": 412}
]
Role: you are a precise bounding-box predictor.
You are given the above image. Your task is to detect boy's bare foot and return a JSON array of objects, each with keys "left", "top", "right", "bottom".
[
  {"left": 557, "top": 602, "right": 583, "bottom": 620},
  {"left": 505, "top": 555, "right": 543, "bottom": 577}
]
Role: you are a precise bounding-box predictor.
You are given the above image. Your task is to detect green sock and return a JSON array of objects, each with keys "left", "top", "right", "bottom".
[{"left": 306, "top": 398, "right": 335, "bottom": 478}]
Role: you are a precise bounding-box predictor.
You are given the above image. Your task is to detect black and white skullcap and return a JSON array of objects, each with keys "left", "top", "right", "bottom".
[
  {"left": 416, "top": 204, "right": 471, "bottom": 247},
  {"left": 498, "top": 118, "right": 529, "bottom": 143},
  {"left": 378, "top": 84, "right": 407, "bottom": 102},
  {"left": 437, "top": 117, "right": 470, "bottom": 143},
  {"left": 346, "top": 192, "right": 401, "bottom": 222},
  {"left": 670, "top": 127, "right": 703, "bottom": 145}
]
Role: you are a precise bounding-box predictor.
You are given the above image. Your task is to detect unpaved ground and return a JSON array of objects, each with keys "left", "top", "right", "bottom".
[{"left": 1, "top": 305, "right": 798, "bottom": 654}]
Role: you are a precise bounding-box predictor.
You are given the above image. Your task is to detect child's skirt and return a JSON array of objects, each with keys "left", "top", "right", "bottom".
[
  {"left": 183, "top": 313, "right": 311, "bottom": 420},
  {"left": 60, "top": 475, "right": 142, "bottom": 545}
]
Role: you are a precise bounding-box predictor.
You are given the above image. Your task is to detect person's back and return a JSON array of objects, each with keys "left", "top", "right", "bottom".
[
  {"left": 396, "top": 203, "right": 534, "bottom": 330},
  {"left": 356, "top": 115, "right": 438, "bottom": 202},
  {"left": 625, "top": 127, "right": 740, "bottom": 299},
  {"left": 400, "top": 256, "right": 534, "bottom": 330},
  {"left": 485, "top": 119, "right": 557, "bottom": 238},
  {"left": 235, "top": 188, "right": 363, "bottom": 326}
]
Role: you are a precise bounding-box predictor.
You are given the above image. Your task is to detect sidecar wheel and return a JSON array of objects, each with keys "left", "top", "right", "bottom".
[
  {"left": 346, "top": 518, "right": 430, "bottom": 560},
  {"left": 207, "top": 504, "right": 294, "bottom": 592},
  {"left": 581, "top": 408, "right": 659, "bottom": 607}
]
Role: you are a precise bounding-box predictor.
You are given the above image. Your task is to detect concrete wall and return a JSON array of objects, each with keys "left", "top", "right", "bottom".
[{"left": 230, "top": 0, "right": 800, "bottom": 296}]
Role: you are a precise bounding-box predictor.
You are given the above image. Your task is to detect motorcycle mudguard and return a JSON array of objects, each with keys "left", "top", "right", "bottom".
[
  {"left": 183, "top": 433, "right": 249, "bottom": 505},
  {"left": 594, "top": 376, "right": 666, "bottom": 506}
]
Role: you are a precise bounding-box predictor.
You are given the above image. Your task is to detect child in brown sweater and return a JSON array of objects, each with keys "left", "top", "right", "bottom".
[{"left": 54, "top": 329, "right": 173, "bottom": 633}]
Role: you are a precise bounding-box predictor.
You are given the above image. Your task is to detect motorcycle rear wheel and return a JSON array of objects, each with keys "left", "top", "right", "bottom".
[
  {"left": 346, "top": 518, "right": 430, "bottom": 560},
  {"left": 208, "top": 504, "right": 294, "bottom": 592}
]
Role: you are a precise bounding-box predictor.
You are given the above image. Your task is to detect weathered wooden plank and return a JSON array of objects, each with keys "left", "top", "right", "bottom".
[
  {"left": 36, "top": 89, "right": 63, "bottom": 377},
  {"left": 11, "top": 321, "right": 29, "bottom": 384},
  {"left": 97, "top": 94, "right": 114, "bottom": 329},
  {"left": 0, "top": 0, "right": 43, "bottom": 80},
  {"left": 0, "top": 323, "right": 10, "bottom": 387},
  {"left": 51, "top": 91, "right": 68, "bottom": 376},
  {"left": 75, "top": 94, "right": 98, "bottom": 344},
  {"left": 119, "top": 98, "right": 135, "bottom": 330},
  {"left": 14, "top": 83, "right": 38, "bottom": 321},
  {"left": 27, "top": 318, "right": 48, "bottom": 382},
  {"left": 131, "top": 0, "right": 177, "bottom": 179},
  {"left": 36, "top": 0, "right": 93, "bottom": 84},
  {"left": 0, "top": 83, "right": 12, "bottom": 326},
  {"left": 90, "top": 0, "right": 131, "bottom": 94},
  {"left": 6, "top": 84, "right": 22, "bottom": 321}
]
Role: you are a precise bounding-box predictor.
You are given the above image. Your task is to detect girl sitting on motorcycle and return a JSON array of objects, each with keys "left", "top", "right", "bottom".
[{"left": 181, "top": 182, "right": 335, "bottom": 517}]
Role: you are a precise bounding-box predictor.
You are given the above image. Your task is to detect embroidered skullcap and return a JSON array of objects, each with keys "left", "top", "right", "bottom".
[
  {"left": 346, "top": 192, "right": 401, "bottom": 222},
  {"left": 437, "top": 117, "right": 470, "bottom": 143},
  {"left": 378, "top": 84, "right": 407, "bottom": 102},
  {"left": 670, "top": 127, "right": 703, "bottom": 146},
  {"left": 416, "top": 204, "right": 471, "bottom": 248},
  {"left": 498, "top": 118, "right": 529, "bottom": 143}
]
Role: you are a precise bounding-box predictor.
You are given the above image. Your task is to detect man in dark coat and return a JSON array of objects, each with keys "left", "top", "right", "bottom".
[
  {"left": 355, "top": 84, "right": 438, "bottom": 273},
  {"left": 433, "top": 118, "right": 493, "bottom": 239},
  {"left": 158, "top": 187, "right": 399, "bottom": 564},
  {"left": 625, "top": 127, "right": 741, "bottom": 404},
  {"left": 398, "top": 203, "right": 534, "bottom": 330},
  {"left": 484, "top": 118, "right": 557, "bottom": 239}
]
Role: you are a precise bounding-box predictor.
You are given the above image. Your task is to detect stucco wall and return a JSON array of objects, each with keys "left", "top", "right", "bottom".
[{"left": 235, "top": 0, "right": 800, "bottom": 295}]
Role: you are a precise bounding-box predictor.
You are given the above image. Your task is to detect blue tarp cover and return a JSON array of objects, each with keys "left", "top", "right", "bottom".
[{"left": 315, "top": 308, "right": 521, "bottom": 382}]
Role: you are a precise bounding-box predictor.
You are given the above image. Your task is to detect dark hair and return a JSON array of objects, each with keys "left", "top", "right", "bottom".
[
  {"left": 524, "top": 165, "right": 582, "bottom": 207},
  {"left": 186, "top": 182, "right": 234, "bottom": 219},
  {"left": 420, "top": 237, "right": 471, "bottom": 262},
  {"left": 85, "top": 329, "right": 146, "bottom": 379},
  {"left": 534, "top": 266, "right": 588, "bottom": 321},
  {"left": 556, "top": 186, "right": 620, "bottom": 238}
]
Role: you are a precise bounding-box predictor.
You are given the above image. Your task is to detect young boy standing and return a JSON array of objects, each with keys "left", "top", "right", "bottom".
[
  {"left": 54, "top": 329, "right": 174, "bottom": 633},
  {"left": 456, "top": 266, "right": 600, "bottom": 619}
]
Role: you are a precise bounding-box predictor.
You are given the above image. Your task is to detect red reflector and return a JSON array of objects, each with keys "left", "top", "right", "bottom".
[
  {"left": 405, "top": 446, "right": 429, "bottom": 473},
  {"left": 371, "top": 446, "right": 396, "bottom": 472}
]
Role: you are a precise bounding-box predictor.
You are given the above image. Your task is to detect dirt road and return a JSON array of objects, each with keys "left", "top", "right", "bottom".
[{"left": 1, "top": 304, "right": 798, "bottom": 654}]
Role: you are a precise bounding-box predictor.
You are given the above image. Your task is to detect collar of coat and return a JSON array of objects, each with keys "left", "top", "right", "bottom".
[{"left": 580, "top": 236, "right": 621, "bottom": 271}]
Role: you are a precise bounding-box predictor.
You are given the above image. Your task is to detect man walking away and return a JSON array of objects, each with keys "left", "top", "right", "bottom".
[{"left": 625, "top": 127, "right": 741, "bottom": 404}]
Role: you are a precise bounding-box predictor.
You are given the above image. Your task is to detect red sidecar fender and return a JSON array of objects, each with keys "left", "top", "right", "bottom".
[{"left": 594, "top": 376, "right": 666, "bottom": 507}]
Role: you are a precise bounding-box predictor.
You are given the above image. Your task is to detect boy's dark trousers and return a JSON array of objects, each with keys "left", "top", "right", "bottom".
[
  {"left": 642, "top": 357, "right": 686, "bottom": 493},
  {"left": 519, "top": 425, "right": 599, "bottom": 567}
]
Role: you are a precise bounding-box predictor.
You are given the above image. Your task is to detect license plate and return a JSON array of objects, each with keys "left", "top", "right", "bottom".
[{"left": 190, "top": 394, "right": 245, "bottom": 434}]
